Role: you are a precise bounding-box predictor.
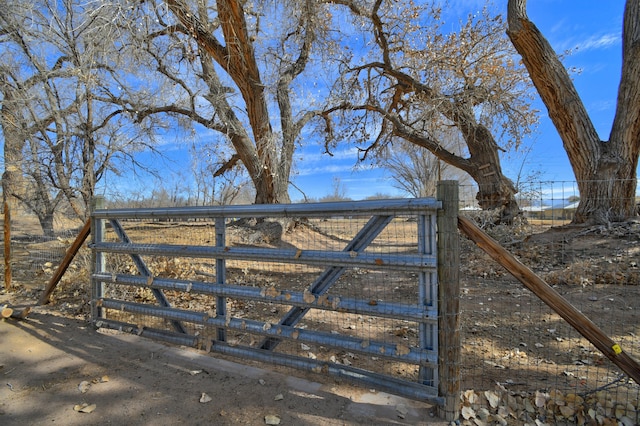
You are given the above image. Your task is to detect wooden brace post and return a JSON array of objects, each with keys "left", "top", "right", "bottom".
[{"left": 458, "top": 215, "right": 640, "bottom": 385}]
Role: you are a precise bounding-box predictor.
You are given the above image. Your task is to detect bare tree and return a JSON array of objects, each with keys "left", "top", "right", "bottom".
[
  {"left": 318, "top": 176, "right": 350, "bottom": 202},
  {"left": 0, "top": 0, "right": 159, "bottom": 235},
  {"left": 507, "top": 0, "right": 640, "bottom": 224},
  {"left": 322, "top": 1, "right": 537, "bottom": 222},
  {"left": 110, "top": 0, "right": 334, "bottom": 205}
]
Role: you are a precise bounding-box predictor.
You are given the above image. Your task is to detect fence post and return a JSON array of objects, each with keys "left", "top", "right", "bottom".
[
  {"left": 436, "top": 180, "right": 461, "bottom": 421},
  {"left": 215, "top": 217, "right": 226, "bottom": 342},
  {"left": 91, "top": 196, "right": 106, "bottom": 321}
]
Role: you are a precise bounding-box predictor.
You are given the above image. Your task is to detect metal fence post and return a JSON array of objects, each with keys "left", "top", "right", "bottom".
[
  {"left": 436, "top": 181, "right": 461, "bottom": 421},
  {"left": 91, "top": 196, "right": 106, "bottom": 322},
  {"left": 215, "top": 217, "right": 226, "bottom": 342}
]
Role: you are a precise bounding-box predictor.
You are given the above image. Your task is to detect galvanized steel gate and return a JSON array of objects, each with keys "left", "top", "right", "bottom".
[{"left": 90, "top": 198, "right": 445, "bottom": 404}]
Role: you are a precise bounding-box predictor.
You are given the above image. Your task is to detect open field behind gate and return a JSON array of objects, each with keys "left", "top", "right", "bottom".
[{"left": 2, "top": 195, "right": 640, "bottom": 425}]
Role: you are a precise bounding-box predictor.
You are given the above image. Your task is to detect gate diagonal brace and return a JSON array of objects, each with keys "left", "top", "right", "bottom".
[
  {"left": 260, "top": 215, "right": 393, "bottom": 351},
  {"left": 109, "top": 219, "right": 187, "bottom": 334}
]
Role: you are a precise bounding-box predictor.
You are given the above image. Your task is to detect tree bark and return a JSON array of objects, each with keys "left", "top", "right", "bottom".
[
  {"left": 507, "top": 0, "right": 640, "bottom": 224},
  {"left": 166, "top": 0, "right": 298, "bottom": 205}
]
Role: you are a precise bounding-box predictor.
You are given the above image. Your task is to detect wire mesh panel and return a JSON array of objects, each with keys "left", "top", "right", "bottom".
[
  {"left": 458, "top": 180, "right": 640, "bottom": 426},
  {"left": 90, "top": 199, "right": 443, "bottom": 403}
]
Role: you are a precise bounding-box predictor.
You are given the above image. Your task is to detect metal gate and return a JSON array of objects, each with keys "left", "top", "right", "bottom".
[{"left": 90, "top": 197, "right": 446, "bottom": 404}]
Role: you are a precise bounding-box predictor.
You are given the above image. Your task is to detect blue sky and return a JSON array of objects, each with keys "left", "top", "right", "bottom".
[{"left": 100, "top": 0, "right": 630, "bottom": 203}]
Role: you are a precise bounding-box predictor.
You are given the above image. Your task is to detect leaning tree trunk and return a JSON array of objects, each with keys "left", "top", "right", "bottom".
[
  {"left": 392, "top": 112, "right": 520, "bottom": 224},
  {"left": 454, "top": 108, "right": 521, "bottom": 224},
  {"left": 507, "top": 0, "right": 640, "bottom": 224},
  {"left": 465, "top": 129, "right": 520, "bottom": 224},
  {"left": 473, "top": 171, "right": 520, "bottom": 223}
]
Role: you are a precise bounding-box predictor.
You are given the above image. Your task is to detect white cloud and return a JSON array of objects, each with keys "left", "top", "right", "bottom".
[
  {"left": 295, "top": 163, "right": 357, "bottom": 176},
  {"left": 299, "top": 147, "right": 360, "bottom": 163},
  {"left": 575, "top": 33, "right": 619, "bottom": 52}
]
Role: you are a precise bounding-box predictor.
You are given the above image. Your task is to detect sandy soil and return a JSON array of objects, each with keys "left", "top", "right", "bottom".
[{"left": 0, "top": 303, "right": 443, "bottom": 425}]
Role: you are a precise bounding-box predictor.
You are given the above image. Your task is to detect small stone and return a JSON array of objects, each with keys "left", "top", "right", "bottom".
[
  {"left": 265, "top": 414, "right": 281, "bottom": 425},
  {"left": 396, "top": 403, "right": 408, "bottom": 419},
  {"left": 78, "top": 381, "right": 91, "bottom": 393},
  {"left": 461, "top": 405, "right": 476, "bottom": 420},
  {"left": 74, "top": 403, "right": 96, "bottom": 413}
]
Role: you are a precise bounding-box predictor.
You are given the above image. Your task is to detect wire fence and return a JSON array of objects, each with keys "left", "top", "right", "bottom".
[
  {"left": 2, "top": 180, "right": 639, "bottom": 425},
  {"left": 458, "top": 181, "right": 640, "bottom": 425}
]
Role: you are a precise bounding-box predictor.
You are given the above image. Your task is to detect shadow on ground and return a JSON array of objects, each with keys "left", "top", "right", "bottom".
[{"left": 0, "top": 308, "right": 443, "bottom": 425}]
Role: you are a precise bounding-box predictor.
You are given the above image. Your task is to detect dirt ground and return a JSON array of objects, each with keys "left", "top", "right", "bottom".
[{"left": 0, "top": 303, "right": 441, "bottom": 425}]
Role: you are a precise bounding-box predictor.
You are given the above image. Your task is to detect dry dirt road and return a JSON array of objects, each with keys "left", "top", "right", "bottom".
[{"left": 0, "top": 302, "right": 444, "bottom": 426}]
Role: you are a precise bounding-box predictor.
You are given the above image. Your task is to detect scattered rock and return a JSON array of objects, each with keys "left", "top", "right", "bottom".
[
  {"left": 395, "top": 403, "right": 408, "bottom": 419},
  {"left": 73, "top": 403, "right": 96, "bottom": 413},
  {"left": 78, "top": 381, "right": 90, "bottom": 393},
  {"left": 264, "top": 414, "right": 281, "bottom": 425},
  {"left": 460, "top": 385, "right": 639, "bottom": 425}
]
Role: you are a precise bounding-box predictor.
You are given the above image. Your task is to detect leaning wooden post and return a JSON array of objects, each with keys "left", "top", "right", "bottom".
[
  {"left": 38, "top": 218, "right": 91, "bottom": 305},
  {"left": 436, "top": 180, "right": 461, "bottom": 421},
  {"left": 458, "top": 215, "right": 640, "bottom": 385}
]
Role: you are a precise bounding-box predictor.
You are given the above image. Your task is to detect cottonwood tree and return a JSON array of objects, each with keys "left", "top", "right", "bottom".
[
  {"left": 0, "top": 0, "right": 157, "bottom": 235},
  {"left": 322, "top": 1, "right": 536, "bottom": 222},
  {"left": 113, "top": 0, "right": 333, "bottom": 205},
  {"left": 507, "top": 0, "right": 640, "bottom": 224}
]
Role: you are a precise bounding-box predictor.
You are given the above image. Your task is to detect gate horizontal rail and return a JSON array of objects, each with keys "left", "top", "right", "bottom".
[
  {"left": 94, "top": 242, "right": 437, "bottom": 270},
  {"left": 93, "top": 272, "right": 437, "bottom": 321},
  {"left": 96, "top": 318, "right": 441, "bottom": 402},
  {"left": 89, "top": 196, "right": 454, "bottom": 408},
  {"left": 98, "top": 298, "right": 437, "bottom": 366},
  {"left": 92, "top": 198, "right": 442, "bottom": 219}
]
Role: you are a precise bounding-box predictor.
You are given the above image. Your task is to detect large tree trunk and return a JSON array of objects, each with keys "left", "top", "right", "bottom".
[
  {"left": 458, "top": 114, "right": 520, "bottom": 223},
  {"left": 507, "top": 0, "right": 640, "bottom": 224},
  {"left": 167, "top": 0, "right": 293, "bottom": 206},
  {"left": 253, "top": 174, "right": 291, "bottom": 205},
  {"left": 470, "top": 163, "right": 519, "bottom": 224}
]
